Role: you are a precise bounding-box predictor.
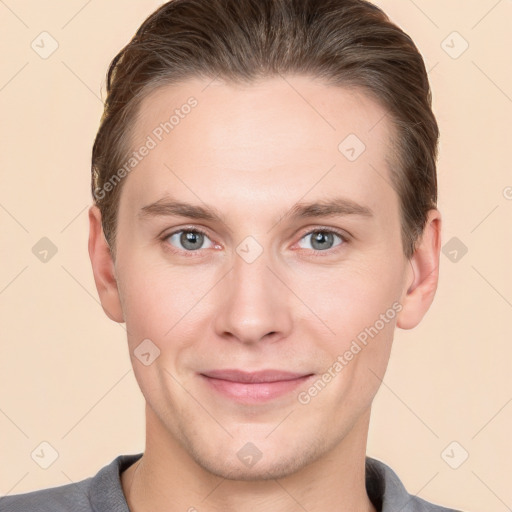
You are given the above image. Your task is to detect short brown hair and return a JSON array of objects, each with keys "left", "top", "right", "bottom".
[{"left": 91, "top": 0, "right": 439, "bottom": 260}]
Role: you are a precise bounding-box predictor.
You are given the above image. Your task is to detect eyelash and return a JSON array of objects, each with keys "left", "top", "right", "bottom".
[{"left": 160, "top": 226, "right": 349, "bottom": 258}]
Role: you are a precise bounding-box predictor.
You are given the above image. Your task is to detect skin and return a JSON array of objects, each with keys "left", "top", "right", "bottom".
[{"left": 88, "top": 75, "right": 441, "bottom": 512}]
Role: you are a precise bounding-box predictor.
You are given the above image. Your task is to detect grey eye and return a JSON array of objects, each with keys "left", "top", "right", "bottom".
[
  {"left": 298, "top": 231, "right": 344, "bottom": 251},
  {"left": 167, "top": 230, "right": 214, "bottom": 251}
]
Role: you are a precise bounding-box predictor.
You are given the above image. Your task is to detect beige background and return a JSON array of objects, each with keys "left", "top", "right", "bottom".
[{"left": 0, "top": 1, "right": 511, "bottom": 510}]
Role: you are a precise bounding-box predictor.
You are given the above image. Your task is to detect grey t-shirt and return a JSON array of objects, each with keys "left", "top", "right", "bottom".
[{"left": 0, "top": 453, "right": 463, "bottom": 511}]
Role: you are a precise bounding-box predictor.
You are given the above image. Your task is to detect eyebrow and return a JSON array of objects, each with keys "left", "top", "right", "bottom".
[{"left": 138, "top": 196, "right": 374, "bottom": 223}]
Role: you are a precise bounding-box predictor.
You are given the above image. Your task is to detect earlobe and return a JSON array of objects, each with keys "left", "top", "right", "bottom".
[
  {"left": 396, "top": 209, "right": 442, "bottom": 330},
  {"left": 88, "top": 205, "right": 124, "bottom": 323}
]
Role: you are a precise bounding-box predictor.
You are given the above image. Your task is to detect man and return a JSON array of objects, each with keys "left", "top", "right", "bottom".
[{"left": 1, "top": 0, "right": 464, "bottom": 511}]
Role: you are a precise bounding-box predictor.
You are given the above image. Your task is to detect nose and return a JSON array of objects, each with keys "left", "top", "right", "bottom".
[{"left": 213, "top": 246, "right": 293, "bottom": 345}]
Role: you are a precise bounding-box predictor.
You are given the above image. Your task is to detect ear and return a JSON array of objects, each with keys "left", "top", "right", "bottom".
[
  {"left": 396, "top": 209, "right": 442, "bottom": 330},
  {"left": 88, "top": 205, "right": 124, "bottom": 323}
]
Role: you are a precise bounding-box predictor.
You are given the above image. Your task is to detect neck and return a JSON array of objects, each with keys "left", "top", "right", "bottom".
[{"left": 122, "top": 407, "right": 376, "bottom": 512}]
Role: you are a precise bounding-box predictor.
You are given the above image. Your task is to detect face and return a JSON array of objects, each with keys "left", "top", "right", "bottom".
[{"left": 94, "top": 76, "right": 422, "bottom": 480}]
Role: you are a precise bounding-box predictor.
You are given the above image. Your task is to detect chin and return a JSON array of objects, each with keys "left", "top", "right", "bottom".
[
  {"left": 184, "top": 435, "right": 328, "bottom": 482},
  {"left": 193, "top": 453, "right": 309, "bottom": 481}
]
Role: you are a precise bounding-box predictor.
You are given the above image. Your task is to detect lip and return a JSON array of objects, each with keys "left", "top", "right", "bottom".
[{"left": 199, "top": 369, "right": 314, "bottom": 403}]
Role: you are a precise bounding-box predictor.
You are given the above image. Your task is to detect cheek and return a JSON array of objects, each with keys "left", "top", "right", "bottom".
[
  {"left": 295, "top": 259, "right": 402, "bottom": 343},
  {"left": 296, "top": 300, "right": 396, "bottom": 419},
  {"left": 116, "top": 263, "right": 201, "bottom": 402},
  {"left": 117, "top": 255, "right": 209, "bottom": 340}
]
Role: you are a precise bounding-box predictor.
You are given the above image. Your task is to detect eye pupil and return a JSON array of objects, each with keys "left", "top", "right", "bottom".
[
  {"left": 181, "top": 231, "right": 203, "bottom": 250},
  {"left": 311, "top": 231, "right": 334, "bottom": 250}
]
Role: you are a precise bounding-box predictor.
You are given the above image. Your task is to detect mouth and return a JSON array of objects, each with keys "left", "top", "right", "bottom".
[{"left": 199, "top": 369, "right": 315, "bottom": 403}]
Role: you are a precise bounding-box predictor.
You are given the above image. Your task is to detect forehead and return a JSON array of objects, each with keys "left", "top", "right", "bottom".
[{"left": 121, "top": 76, "right": 398, "bottom": 220}]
